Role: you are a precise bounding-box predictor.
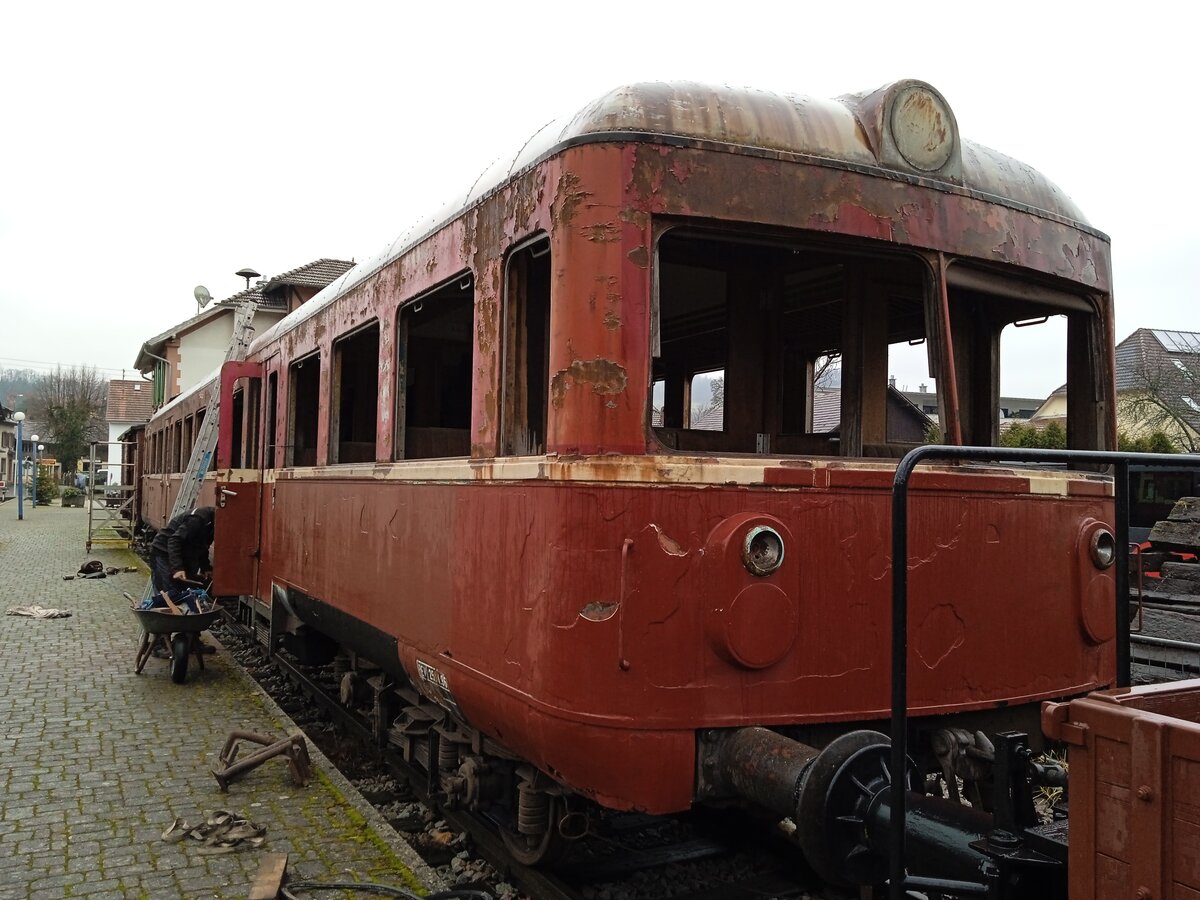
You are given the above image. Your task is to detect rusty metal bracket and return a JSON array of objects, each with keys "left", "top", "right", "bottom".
[{"left": 212, "top": 731, "right": 312, "bottom": 792}]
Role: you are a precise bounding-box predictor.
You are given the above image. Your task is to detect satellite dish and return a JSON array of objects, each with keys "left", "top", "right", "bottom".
[{"left": 194, "top": 285, "right": 213, "bottom": 309}]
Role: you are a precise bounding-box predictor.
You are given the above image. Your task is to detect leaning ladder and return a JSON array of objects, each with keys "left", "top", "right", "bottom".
[
  {"left": 167, "top": 297, "right": 259, "bottom": 523},
  {"left": 141, "top": 298, "right": 258, "bottom": 601}
]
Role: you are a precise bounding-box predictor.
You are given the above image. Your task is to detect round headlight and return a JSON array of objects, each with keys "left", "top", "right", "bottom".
[
  {"left": 742, "top": 526, "right": 785, "bottom": 577},
  {"left": 1090, "top": 529, "right": 1117, "bottom": 569}
]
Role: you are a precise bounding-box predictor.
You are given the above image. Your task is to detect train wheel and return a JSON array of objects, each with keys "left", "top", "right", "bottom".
[
  {"left": 171, "top": 634, "right": 190, "bottom": 684},
  {"left": 500, "top": 792, "right": 567, "bottom": 866}
]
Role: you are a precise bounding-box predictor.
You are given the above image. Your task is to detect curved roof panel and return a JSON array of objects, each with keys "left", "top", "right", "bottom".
[{"left": 253, "top": 80, "right": 1099, "bottom": 354}]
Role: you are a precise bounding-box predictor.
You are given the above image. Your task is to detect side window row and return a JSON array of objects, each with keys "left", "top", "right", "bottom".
[{"left": 143, "top": 235, "right": 554, "bottom": 473}]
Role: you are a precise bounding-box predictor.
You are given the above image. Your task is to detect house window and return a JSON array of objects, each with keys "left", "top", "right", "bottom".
[
  {"left": 502, "top": 237, "right": 551, "bottom": 455},
  {"left": 331, "top": 322, "right": 380, "bottom": 464},
  {"left": 288, "top": 353, "right": 320, "bottom": 467},
  {"left": 396, "top": 276, "right": 474, "bottom": 460}
]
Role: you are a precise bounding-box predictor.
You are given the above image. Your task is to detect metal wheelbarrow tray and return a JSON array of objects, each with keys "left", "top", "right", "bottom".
[{"left": 131, "top": 603, "right": 221, "bottom": 684}]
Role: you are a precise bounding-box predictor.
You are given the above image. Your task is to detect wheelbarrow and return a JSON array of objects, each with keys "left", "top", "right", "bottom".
[{"left": 130, "top": 599, "right": 221, "bottom": 684}]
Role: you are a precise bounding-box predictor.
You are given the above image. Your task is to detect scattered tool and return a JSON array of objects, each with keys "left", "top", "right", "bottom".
[
  {"left": 161, "top": 808, "right": 267, "bottom": 854},
  {"left": 212, "top": 731, "right": 312, "bottom": 792}
]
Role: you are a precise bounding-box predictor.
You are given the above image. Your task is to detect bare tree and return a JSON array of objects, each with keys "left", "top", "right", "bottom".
[
  {"left": 0, "top": 367, "right": 40, "bottom": 410},
  {"left": 1119, "top": 346, "right": 1200, "bottom": 453},
  {"left": 30, "top": 366, "right": 108, "bottom": 480}
]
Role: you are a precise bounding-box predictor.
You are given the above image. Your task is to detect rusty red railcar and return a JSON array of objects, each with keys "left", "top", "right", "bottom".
[{"left": 142, "top": 81, "right": 1129, "bottom": 891}]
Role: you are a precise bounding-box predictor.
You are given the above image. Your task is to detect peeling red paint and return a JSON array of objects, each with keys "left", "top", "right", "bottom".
[
  {"left": 626, "top": 246, "right": 649, "bottom": 269},
  {"left": 552, "top": 171, "right": 591, "bottom": 225},
  {"left": 550, "top": 358, "right": 629, "bottom": 410},
  {"left": 581, "top": 222, "right": 621, "bottom": 243}
]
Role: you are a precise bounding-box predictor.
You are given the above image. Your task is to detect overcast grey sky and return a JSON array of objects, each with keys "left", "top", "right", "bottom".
[{"left": 1, "top": 2, "right": 1193, "bottom": 399}]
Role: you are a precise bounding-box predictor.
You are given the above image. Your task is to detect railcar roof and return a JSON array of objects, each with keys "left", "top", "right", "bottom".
[{"left": 251, "top": 80, "right": 1101, "bottom": 355}]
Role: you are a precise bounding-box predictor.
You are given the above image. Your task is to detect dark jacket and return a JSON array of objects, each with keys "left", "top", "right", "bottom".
[{"left": 150, "top": 507, "right": 215, "bottom": 574}]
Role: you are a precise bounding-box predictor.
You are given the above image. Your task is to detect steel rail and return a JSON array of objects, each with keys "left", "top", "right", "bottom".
[{"left": 889, "top": 445, "right": 1200, "bottom": 900}]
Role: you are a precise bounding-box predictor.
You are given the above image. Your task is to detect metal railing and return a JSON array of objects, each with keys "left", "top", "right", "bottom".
[{"left": 888, "top": 445, "right": 1200, "bottom": 899}]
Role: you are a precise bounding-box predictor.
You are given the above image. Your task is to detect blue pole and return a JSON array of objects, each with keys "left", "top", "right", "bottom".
[{"left": 15, "top": 419, "right": 23, "bottom": 520}]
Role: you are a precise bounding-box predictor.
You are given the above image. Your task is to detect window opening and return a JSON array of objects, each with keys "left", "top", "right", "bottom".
[
  {"left": 246, "top": 378, "right": 261, "bottom": 469},
  {"left": 332, "top": 322, "right": 380, "bottom": 464},
  {"left": 689, "top": 370, "right": 724, "bottom": 430},
  {"left": 654, "top": 230, "right": 928, "bottom": 457},
  {"left": 265, "top": 372, "right": 278, "bottom": 470},
  {"left": 946, "top": 263, "right": 1096, "bottom": 448},
  {"left": 171, "top": 421, "right": 183, "bottom": 472},
  {"left": 230, "top": 388, "right": 245, "bottom": 469},
  {"left": 182, "top": 416, "right": 194, "bottom": 468},
  {"left": 396, "top": 277, "right": 473, "bottom": 460},
  {"left": 502, "top": 237, "right": 551, "bottom": 455},
  {"left": 288, "top": 353, "right": 320, "bottom": 467}
]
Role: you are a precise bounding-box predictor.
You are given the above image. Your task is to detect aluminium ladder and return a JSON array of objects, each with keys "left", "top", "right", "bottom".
[
  {"left": 168, "top": 297, "right": 259, "bottom": 522},
  {"left": 141, "top": 297, "right": 258, "bottom": 600}
]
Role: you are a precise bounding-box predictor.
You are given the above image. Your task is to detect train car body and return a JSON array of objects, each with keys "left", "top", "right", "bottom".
[{"left": 143, "top": 80, "right": 1121, "bottom": 884}]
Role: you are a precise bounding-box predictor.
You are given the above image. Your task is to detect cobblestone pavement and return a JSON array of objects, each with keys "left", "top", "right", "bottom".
[{"left": 0, "top": 502, "right": 439, "bottom": 899}]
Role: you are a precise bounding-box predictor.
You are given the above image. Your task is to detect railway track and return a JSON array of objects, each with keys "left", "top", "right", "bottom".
[{"left": 214, "top": 611, "right": 832, "bottom": 900}]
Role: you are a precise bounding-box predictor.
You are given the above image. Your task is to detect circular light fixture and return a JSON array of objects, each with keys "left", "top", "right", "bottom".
[
  {"left": 1090, "top": 528, "right": 1117, "bottom": 569},
  {"left": 889, "top": 84, "right": 955, "bottom": 172},
  {"left": 742, "top": 526, "right": 785, "bottom": 577}
]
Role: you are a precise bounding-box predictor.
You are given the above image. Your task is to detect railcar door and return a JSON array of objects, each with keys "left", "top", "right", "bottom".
[{"left": 212, "top": 360, "right": 263, "bottom": 597}]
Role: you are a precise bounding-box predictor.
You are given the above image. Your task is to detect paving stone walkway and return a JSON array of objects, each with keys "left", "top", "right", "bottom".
[{"left": 0, "top": 501, "right": 439, "bottom": 899}]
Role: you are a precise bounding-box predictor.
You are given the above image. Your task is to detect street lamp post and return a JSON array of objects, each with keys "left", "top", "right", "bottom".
[
  {"left": 30, "top": 435, "right": 39, "bottom": 508},
  {"left": 13, "top": 412, "right": 24, "bottom": 521}
]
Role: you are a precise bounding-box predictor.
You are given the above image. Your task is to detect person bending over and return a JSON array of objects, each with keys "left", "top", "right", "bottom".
[{"left": 149, "top": 506, "right": 215, "bottom": 598}]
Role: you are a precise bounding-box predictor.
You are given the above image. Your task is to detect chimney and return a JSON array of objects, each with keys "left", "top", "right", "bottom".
[
  {"left": 919, "top": 383, "right": 928, "bottom": 393},
  {"left": 888, "top": 375, "right": 896, "bottom": 389}
]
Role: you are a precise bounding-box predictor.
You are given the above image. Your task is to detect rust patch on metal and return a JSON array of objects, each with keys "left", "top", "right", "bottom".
[
  {"left": 550, "top": 358, "right": 628, "bottom": 409},
  {"left": 579, "top": 601, "right": 618, "bottom": 622},
  {"left": 618, "top": 208, "right": 650, "bottom": 229},
  {"left": 669, "top": 158, "right": 696, "bottom": 183},
  {"left": 628, "top": 146, "right": 671, "bottom": 213},
  {"left": 627, "top": 246, "right": 649, "bottom": 268},
  {"left": 650, "top": 524, "right": 687, "bottom": 557},
  {"left": 581, "top": 222, "right": 621, "bottom": 243},
  {"left": 603, "top": 310, "right": 621, "bottom": 330},
  {"left": 507, "top": 167, "right": 546, "bottom": 232},
  {"left": 477, "top": 293, "right": 499, "bottom": 354},
  {"left": 553, "top": 172, "right": 591, "bottom": 225}
]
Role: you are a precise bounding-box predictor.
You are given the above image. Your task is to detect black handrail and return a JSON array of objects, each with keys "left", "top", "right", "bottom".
[{"left": 889, "top": 445, "right": 1200, "bottom": 900}]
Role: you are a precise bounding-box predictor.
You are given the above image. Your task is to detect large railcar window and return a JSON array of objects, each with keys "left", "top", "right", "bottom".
[
  {"left": 946, "top": 264, "right": 1103, "bottom": 449},
  {"left": 502, "top": 237, "right": 551, "bottom": 455},
  {"left": 331, "top": 322, "right": 380, "bottom": 464},
  {"left": 288, "top": 354, "right": 320, "bottom": 467},
  {"left": 653, "top": 230, "right": 930, "bottom": 457},
  {"left": 396, "top": 276, "right": 473, "bottom": 460}
]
